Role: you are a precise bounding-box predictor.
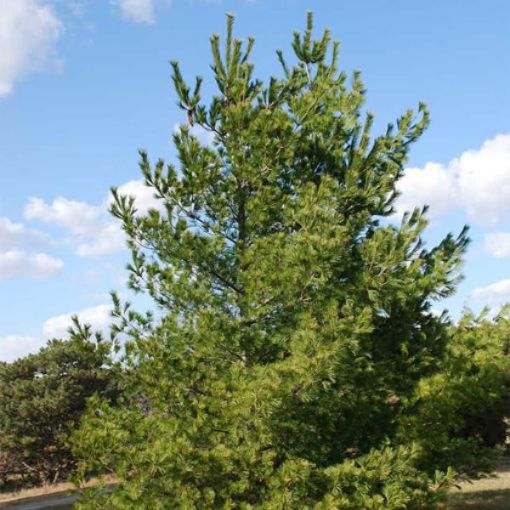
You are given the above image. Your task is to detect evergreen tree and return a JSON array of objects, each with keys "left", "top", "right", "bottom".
[
  {"left": 397, "top": 306, "right": 510, "bottom": 479},
  {"left": 0, "top": 325, "right": 118, "bottom": 490},
  {"left": 73, "top": 13, "right": 479, "bottom": 508}
]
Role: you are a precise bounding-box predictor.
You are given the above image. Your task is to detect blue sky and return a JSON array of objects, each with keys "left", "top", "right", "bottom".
[{"left": 0, "top": 0, "right": 509, "bottom": 361}]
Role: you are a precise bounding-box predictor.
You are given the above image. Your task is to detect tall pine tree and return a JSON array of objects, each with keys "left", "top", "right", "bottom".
[{"left": 74, "top": 13, "right": 474, "bottom": 508}]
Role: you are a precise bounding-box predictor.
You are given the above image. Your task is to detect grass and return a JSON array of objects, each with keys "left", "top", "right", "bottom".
[
  {"left": 441, "top": 459, "right": 510, "bottom": 509},
  {"left": 1, "top": 462, "right": 509, "bottom": 509},
  {"left": 0, "top": 480, "right": 77, "bottom": 504},
  {"left": 0, "top": 476, "right": 114, "bottom": 507},
  {"left": 444, "top": 489, "right": 510, "bottom": 509}
]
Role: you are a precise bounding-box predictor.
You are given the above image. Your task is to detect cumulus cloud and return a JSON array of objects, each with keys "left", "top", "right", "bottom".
[
  {"left": 75, "top": 224, "right": 125, "bottom": 257},
  {"left": 25, "top": 196, "right": 125, "bottom": 256},
  {"left": 0, "top": 303, "right": 114, "bottom": 361},
  {"left": 0, "top": 250, "right": 62, "bottom": 280},
  {"left": 0, "top": 335, "right": 45, "bottom": 363},
  {"left": 395, "top": 162, "right": 457, "bottom": 219},
  {"left": 115, "top": 179, "right": 162, "bottom": 215},
  {"left": 173, "top": 122, "right": 216, "bottom": 147},
  {"left": 471, "top": 278, "right": 510, "bottom": 303},
  {"left": 0, "top": 214, "right": 62, "bottom": 280},
  {"left": 25, "top": 196, "right": 100, "bottom": 229},
  {"left": 112, "top": 0, "right": 156, "bottom": 24},
  {"left": 0, "top": 0, "right": 62, "bottom": 97},
  {"left": 68, "top": 1, "right": 88, "bottom": 17},
  {"left": 43, "top": 303, "right": 113, "bottom": 338},
  {"left": 0, "top": 215, "right": 50, "bottom": 250},
  {"left": 0, "top": 216, "right": 26, "bottom": 250},
  {"left": 485, "top": 232, "right": 510, "bottom": 258},
  {"left": 24, "top": 180, "right": 161, "bottom": 257},
  {"left": 395, "top": 134, "right": 510, "bottom": 224},
  {"left": 111, "top": 1, "right": 254, "bottom": 24}
]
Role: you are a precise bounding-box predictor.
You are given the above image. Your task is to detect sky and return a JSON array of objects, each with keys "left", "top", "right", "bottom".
[{"left": 0, "top": 0, "right": 509, "bottom": 361}]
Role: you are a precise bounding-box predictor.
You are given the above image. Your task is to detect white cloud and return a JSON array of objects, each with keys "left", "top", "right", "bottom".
[
  {"left": 395, "top": 162, "right": 456, "bottom": 219},
  {"left": 112, "top": 0, "right": 252, "bottom": 24},
  {"left": 0, "top": 216, "right": 26, "bottom": 250},
  {"left": 25, "top": 181, "right": 162, "bottom": 257},
  {"left": 0, "top": 335, "right": 45, "bottom": 363},
  {"left": 75, "top": 223, "right": 125, "bottom": 257},
  {"left": 43, "top": 303, "right": 113, "bottom": 338},
  {"left": 25, "top": 196, "right": 124, "bottom": 256},
  {"left": 485, "top": 232, "right": 510, "bottom": 258},
  {"left": 25, "top": 196, "right": 101, "bottom": 233},
  {"left": 0, "top": 214, "right": 61, "bottom": 279},
  {"left": 0, "top": 0, "right": 62, "bottom": 97},
  {"left": 0, "top": 215, "right": 50, "bottom": 249},
  {"left": 115, "top": 179, "right": 161, "bottom": 215},
  {"left": 68, "top": 1, "right": 88, "bottom": 17},
  {"left": 173, "top": 122, "right": 216, "bottom": 147},
  {"left": 457, "top": 135, "right": 510, "bottom": 223},
  {"left": 471, "top": 278, "right": 510, "bottom": 303},
  {"left": 112, "top": 0, "right": 156, "bottom": 24},
  {"left": 0, "top": 303, "right": 113, "bottom": 361},
  {"left": 0, "top": 250, "right": 63, "bottom": 280},
  {"left": 395, "top": 134, "right": 510, "bottom": 224}
]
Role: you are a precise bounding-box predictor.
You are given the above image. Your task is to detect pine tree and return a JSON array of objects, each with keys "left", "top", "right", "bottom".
[
  {"left": 0, "top": 326, "right": 118, "bottom": 489},
  {"left": 73, "top": 13, "right": 474, "bottom": 508}
]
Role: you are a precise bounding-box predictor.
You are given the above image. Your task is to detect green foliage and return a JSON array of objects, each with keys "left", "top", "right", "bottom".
[
  {"left": 0, "top": 322, "right": 119, "bottom": 489},
  {"left": 397, "top": 306, "right": 510, "bottom": 477},
  {"left": 313, "top": 446, "right": 452, "bottom": 510},
  {"left": 72, "top": 12, "right": 507, "bottom": 508}
]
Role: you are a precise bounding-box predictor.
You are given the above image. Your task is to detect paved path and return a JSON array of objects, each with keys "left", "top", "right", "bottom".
[{"left": 0, "top": 491, "right": 76, "bottom": 509}]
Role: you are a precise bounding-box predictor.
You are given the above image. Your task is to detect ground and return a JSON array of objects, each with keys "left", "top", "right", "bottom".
[
  {"left": 442, "top": 458, "right": 510, "bottom": 509},
  {"left": 0, "top": 462, "right": 509, "bottom": 509}
]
